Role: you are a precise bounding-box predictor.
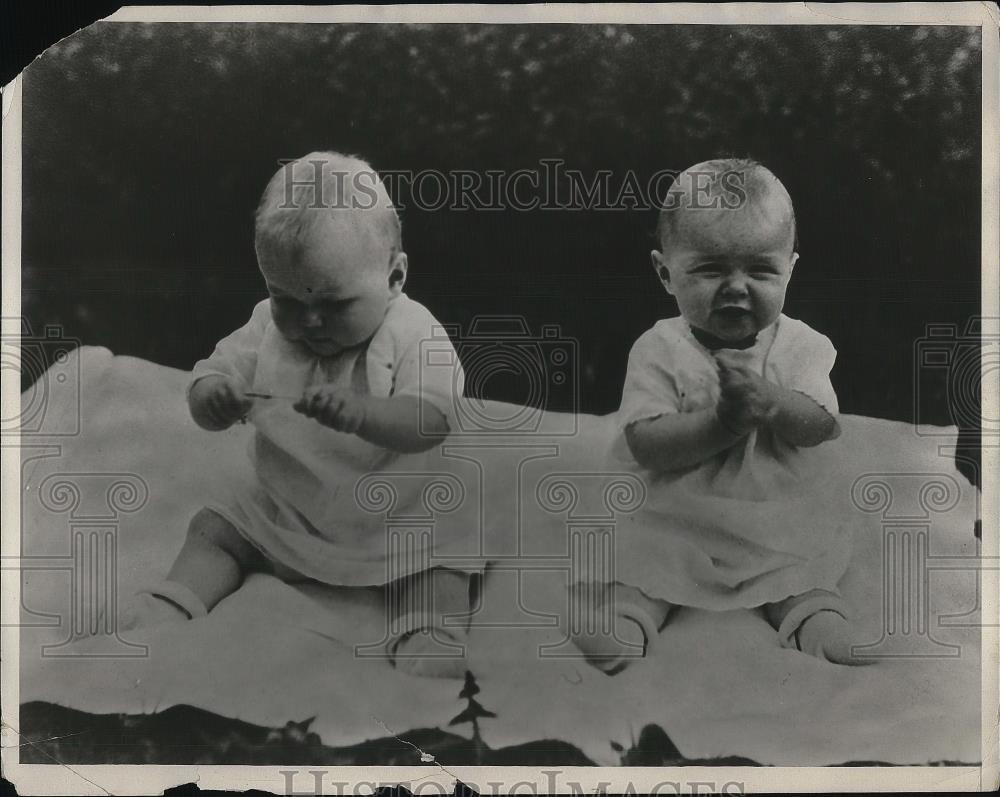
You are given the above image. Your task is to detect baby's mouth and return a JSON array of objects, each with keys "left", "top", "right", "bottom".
[
  {"left": 712, "top": 306, "right": 753, "bottom": 321},
  {"left": 304, "top": 337, "right": 338, "bottom": 352}
]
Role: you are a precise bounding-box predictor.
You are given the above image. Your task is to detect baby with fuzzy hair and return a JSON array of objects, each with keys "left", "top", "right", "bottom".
[{"left": 122, "top": 151, "right": 475, "bottom": 678}]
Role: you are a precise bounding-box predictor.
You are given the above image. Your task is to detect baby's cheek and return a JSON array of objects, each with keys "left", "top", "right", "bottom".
[
  {"left": 757, "top": 286, "right": 787, "bottom": 316},
  {"left": 271, "top": 312, "right": 302, "bottom": 340},
  {"left": 340, "top": 306, "right": 384, "bottom": 343}
]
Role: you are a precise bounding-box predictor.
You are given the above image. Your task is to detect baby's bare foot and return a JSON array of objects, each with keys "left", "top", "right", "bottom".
[{"left": 797, "top": 610, "right": 875, "bottom": 666}]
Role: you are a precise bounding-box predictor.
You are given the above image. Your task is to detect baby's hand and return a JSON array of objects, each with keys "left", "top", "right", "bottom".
[
  {"left": 294, "top": 385, "right": 368, "bottom": 434},
  {"left": 189, "top": 375, "right": 253, "bottom": 430},
  {"left": 714, "top": 352, "right": 779, "bottom": 435}
]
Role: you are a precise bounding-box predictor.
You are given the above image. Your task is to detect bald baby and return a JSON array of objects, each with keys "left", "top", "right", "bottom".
[
  {"left": 656, "top": 158, "right": 797, "bottom": 258},
  {"left": 253, "top": 152, "right": 408, "bottom": 356}
]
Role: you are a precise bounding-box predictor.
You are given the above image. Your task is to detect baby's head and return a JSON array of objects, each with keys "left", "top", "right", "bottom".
[
  {"left": 254, "top": 151, "right": 406, "bottom": 356},
  {"left": 652, "top": 158, "right": 798, "bottom": 343}
]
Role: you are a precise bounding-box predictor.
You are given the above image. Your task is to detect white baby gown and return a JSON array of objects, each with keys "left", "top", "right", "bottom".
[
  {"left": 189, "top": 293, "right": 478, "bottom": 586},
  {"left": 607, "top": 314, "right": 854, "bottom": 610}
]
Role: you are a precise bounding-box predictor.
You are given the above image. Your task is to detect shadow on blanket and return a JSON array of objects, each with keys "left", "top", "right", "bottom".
[{"left": 16, "top": 348, "right": 983, "bottom": 766}]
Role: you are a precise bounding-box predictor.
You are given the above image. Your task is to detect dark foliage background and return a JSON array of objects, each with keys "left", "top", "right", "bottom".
[{"left": 22, "top": 23, "right": 982, "bottom": 421}]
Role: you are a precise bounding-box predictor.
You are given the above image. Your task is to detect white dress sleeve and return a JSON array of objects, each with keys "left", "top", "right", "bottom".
[
  {"left": 769, "top": 318, "right": 839, "bottom": 414},
  {"left": 617, "top": 327, "right": 685, "bottom": 431},
  {"left": 373, "top": 296, "right": 465, "bottom": 432},
  {"left": 189, "top": 299, "right": 272, "bottom": 395}
]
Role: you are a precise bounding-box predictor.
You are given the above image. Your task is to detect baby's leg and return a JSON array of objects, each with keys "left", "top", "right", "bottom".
[
  {"left": 120, "top": 508, "right": 263, "bottom": 629},
  {"left": 386, "top": 567, "right": 474, "bottom": 679},
  {"left": 765, "top": 589, "right": 872, "bottom": 666},
  {"left": 569, "top": 582, "right": 673, "bottom": 675}
]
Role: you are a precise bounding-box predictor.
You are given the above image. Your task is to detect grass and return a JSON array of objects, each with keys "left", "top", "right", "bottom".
[
  {"left": 18, "top": 700, "right": 759, "bottom": 766},
  {"left": 16, "top": 671, "right": 977, "bottom": 768}
]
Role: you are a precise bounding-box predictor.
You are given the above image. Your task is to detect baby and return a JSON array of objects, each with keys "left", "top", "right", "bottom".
[
  {"left": 121, "top": 151, "right": 474, "bottom": 678},
  {"left": 570, "top": 158, "right": 864, "bottom": 673}
]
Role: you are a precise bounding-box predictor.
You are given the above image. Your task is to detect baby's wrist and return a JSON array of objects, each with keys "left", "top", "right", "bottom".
[
  {"left": 353, "top": 398, "right": 371, "bottom": 436},
  {"left": 188, "top": 374, "right": 220, "bottom": 402},
  {"left": 714, "top": 404, "right": 749, "bottom": 437},
  {"left": 761, "top": 383, "right": 782, "bottom": 420}
]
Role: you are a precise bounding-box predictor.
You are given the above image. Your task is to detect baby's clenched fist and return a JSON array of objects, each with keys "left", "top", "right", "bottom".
[
  {"left": 189, "top": 375, "right": 253, "bottom": 430},
  {"left": 714, "top": 352, "right": 779, "bottom": 435}
]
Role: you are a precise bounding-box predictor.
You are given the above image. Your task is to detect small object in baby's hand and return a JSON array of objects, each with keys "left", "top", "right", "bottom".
[{"left": 245, "top": 391, "right": 302, "bottom": 401}]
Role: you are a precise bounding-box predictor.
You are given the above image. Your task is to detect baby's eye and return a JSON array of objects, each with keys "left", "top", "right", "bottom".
[
  {"left": 318, "top": 298, "right": 354, "bottom": 311},
  {"left": 271, "top": 296, "right": 301, "bottom": 309}
]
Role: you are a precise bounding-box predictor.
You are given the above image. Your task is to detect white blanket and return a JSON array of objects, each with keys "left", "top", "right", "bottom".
[{"left": 17, "top": 347, "right": 982, "bottom": 765}]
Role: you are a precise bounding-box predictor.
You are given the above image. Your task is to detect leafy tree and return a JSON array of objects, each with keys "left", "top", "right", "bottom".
[{"left": 22, "top": 23, "right": 981, "bottom": 424}]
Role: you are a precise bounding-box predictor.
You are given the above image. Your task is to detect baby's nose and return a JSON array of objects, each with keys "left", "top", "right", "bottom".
[
  {"left": 302, "top": 309, "right": 324, "bottom": 328},
  {"left": 720, "top": 275, "right": 749, "bottom": 296}
]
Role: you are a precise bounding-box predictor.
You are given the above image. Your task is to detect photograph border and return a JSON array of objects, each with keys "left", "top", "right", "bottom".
[{"left": 2, "top": 3, "right": 997, "bottom": 793}]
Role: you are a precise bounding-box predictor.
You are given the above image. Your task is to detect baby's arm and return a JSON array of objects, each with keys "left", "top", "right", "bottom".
[
  {"left": 624, "top": 364, "right": 837, "bottom": 472},
  {"left": 715, "top": 352, "right": 840, "bottom": 447},
  {"left": 620, "top": 329, "right": 744, "bottom": 471},
  {"left": 361, "top": 396, "right": 450, "bottom": 452},
  {"left": 294, "top": 302, "right": 459, "bottom": 453},
  {"left": 294, "top": 389, "right": 448, "bottom": 453},
  {"left": 187, "top": 301, "right": 271, "bottom": 431},
  {"left": 764, "top": 385, "right": 841, "bottom": 446},
  {"left": 626, "top": 409, "right": 744, "bottom": 471}
]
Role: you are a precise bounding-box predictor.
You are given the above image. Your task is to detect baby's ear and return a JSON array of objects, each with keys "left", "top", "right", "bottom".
[
  {"left": 388, "top": 251, "right": 408, "bottom": 293},
  {"left": 651, "top": 250, "right": 672, "bottom": 292}
]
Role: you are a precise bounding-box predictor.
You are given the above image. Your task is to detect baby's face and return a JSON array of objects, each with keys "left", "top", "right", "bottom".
[
  {"left": 259, "top": 217, "right": 403, "bottom": 356},
  {"left": 653, "top": 205, "right": 797, "bottom": 342}
]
